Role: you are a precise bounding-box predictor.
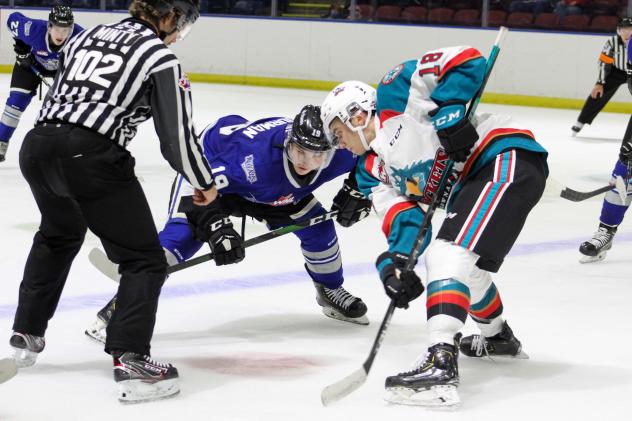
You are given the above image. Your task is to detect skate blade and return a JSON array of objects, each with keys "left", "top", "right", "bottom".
[
  {"left": 0, "top": 358, "right": 18, "bottom": 384},
  {"left": 384, "top": 384, "right": 460, "bottom": 408},
  {"left": 579, "top": 251, "right": 607, "bottom": 264},
  {"left": 12, "top": 348, "right": 38, "bottom": 368},
  {"left": 118, "top": 378, "right": 180, "bottom": 404},
  {"left": 320, "top": 307, "right": 369, "bottom": 325},
  {"left": 84, "top": 318, "right": 107, "bottom": 344}
]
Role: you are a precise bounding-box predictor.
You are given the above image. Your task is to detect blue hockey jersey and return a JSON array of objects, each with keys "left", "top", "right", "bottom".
[
  {"left": 199, "top": 115, "right": 357, "bottom": 206},
  {"left": 7, "top": 12, "right": 84, "bottom": 72}
]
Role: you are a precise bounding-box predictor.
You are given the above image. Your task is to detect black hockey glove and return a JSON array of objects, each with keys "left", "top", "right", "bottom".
[
  {"left": 13, "top": 39, "right": 35, "bottom": 69},
  {"left": 620, "top": 139, "right": 632, "bottom": 164},
  {"left": 206, "top": 214, "right": 245, "bottom": 266},
  {"left": 331, "top": 175, "right": 372, "bottom": 227},
  {"left": 180, "top": 197, "right": 245, "bottom": 266},
  {"left": 376, "top": 252, "right": 424, "bottom": 309},
  {"left": 429, "top": 100, "right": 479, "bottom": 163}
]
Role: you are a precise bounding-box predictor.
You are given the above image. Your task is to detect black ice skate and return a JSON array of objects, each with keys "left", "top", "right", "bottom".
[
  {"left": 571, "top": 121, "right": 584, "bottom": 137},
  {"left": 85, "top": 296, "right": 116, "bottom": 344},
  {"left": 579, "top": 224, "right": 616, "bottom": 263},
  {"left": 313, "top": 282, "right": 369, "bottom": 325},
  {"left": 459, "top": 321, "right": 528, "bottom": 359},
  {"left": 10, "top": 332, "right": 45, "bottom": 368},
  {"left": 384, "top": 336, "right": 461, "bottom": 407},
  {"left": 113, "top": 351, "right": 180, "bottom": 403}
]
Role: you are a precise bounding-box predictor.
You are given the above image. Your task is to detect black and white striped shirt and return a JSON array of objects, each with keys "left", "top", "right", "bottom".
[
  {"left": 597, "top": 35, "right": 629, "bottom": 84},
  {"left": 37, "top": 18, "right": 214, "bottom": 190}
]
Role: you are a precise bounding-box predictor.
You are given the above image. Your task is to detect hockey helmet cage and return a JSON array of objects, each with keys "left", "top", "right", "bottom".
[{"left": 285, "top": 105, "right": 335, "bottom": 170}]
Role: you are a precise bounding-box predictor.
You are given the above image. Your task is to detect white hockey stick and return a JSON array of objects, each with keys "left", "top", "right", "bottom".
[
  {"left": 88, "top": 248, "right": 121, "bottom": 283},
  {"left": 0, "top": 358, "right": 18, "bottom": 384}
]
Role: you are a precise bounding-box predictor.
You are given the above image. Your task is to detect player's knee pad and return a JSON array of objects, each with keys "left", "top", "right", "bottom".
[
  {"left": 425, "top": 238, "right": 478, "bottom": 283},
  {"left": 465, "top": 266, "right": 493, "bottom": 303}
]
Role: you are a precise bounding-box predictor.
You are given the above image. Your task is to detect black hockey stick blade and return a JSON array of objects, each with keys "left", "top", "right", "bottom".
[
  {"left": 321, "top": 301, "right": 396, "bottom": 406},
  {"left": 560, "top": 184, "right": 611, "bottom": 202},
  {"left": 0, "top": 358, "right": 18, "bottom": 384}
]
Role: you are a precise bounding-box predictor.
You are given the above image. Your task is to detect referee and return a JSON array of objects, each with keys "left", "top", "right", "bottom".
[
  {"left": 9, "top": 0, "right": 215, "bottom": 402},
  {"left": 572, "top": 17, "right": 632, "bottom": 137}
]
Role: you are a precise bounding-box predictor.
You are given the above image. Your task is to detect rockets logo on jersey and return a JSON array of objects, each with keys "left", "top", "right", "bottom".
[
  {"left": 381, "top": 63, "right": 404, "bottom": 85},
  {"left": 390, "top": 159, "right": 434, "bottom": 201}
]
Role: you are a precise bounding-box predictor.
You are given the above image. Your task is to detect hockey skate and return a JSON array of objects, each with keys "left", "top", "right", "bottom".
[
  {"left": 579, "top": 225, "right": 616, "bottom": 263},
  {"left": 571, "top": 122, "right": 584, "bottom": 137},
  {"left": 459, "top": 321, "right": 528, "bottom": 359},
  {"left": 384, "top": 336, "right": 461, "bottom": 407},
  {"left": 10, "top": 332, "right": 45, "bottom": 368},
  {"left": 113, "top": 351, "right": 180, "bottom": 403},
  {"left": 85, "top": 296, "right": 116, "bottom": 344},
  {"left": 313, "top": 282, "right": 369, "bottom": 325}
]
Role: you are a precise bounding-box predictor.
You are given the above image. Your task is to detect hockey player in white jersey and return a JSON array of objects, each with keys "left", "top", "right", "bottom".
[{"left": 321, "top": 46, "right": 548, "bottom": 406}]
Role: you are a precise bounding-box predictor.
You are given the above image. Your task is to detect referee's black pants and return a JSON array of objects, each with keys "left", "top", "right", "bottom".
[
  {"left": 577, "top": 68, "right": 632, "bottom": 141},
  {"left": 14, "top": 123, "right": 167, "bottom": 356}
]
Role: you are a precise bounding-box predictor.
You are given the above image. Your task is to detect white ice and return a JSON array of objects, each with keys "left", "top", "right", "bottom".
[{"left": 0, "top": 75, "right": 630, "bottom": 420}]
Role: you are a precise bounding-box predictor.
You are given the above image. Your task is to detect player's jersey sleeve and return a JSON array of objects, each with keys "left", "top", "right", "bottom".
[
  {"left": 72, "top": 23, "right": 85, "bottom": 36},
  {"left": 356, "top": 153, "right": 431, "bottom": 257},
  {"left": 7, "top": 12, "right": 35, "bottom": 45},
  {"left": 376, "top": 46, "right": 485, "bottom": 126},
  {"left": 426, "top": 46, "right": 485, "bottom": 105}
]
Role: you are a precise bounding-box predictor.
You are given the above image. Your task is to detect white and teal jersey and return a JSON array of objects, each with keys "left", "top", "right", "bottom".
[{"left": 356, "top": 46, "right": 547, "bottom": 256}]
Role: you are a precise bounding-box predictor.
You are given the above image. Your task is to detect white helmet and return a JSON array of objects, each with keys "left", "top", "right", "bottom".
[{"left": 321, "top": 81, "right": 376, "bottom": 151}]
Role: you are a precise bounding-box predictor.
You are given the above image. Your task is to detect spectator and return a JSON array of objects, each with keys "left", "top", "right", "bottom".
[
  {"left": 323, "top": 0, "right": 350, "bottom": 19},
  {"left": 553, "top": 0, "right": 588, "bottom": 17},
  {"left": 509, "top": 0, "right": 553, "bottom": 16}
]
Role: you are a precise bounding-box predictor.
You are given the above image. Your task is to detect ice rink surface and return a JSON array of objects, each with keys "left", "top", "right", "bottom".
[{"left": 0, "top": 76, "right": 631, "bottom": 420}]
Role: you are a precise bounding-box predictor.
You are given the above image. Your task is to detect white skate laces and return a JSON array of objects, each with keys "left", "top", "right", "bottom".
[
  {"left": 469, "top": 335, "right": 491, "bottom": 358},
  {"left": 324, "top": 286, "right": 357, "bottom": 310},
  {"left": 588, "top": 227, "right": 615, "bottom": 248}
]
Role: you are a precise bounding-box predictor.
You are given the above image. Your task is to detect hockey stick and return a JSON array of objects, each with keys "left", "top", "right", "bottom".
[
  {"left": 560, "top": 184, "right": 612, "bottom": 202},
  {"left": 320, "top": 27, "right": 509, "bottom": 407},
  {"left": 0, "top": 358, "right": 18, "bottom": 385},
  {"left": 89, "top": 209, "right": 340, "bottom": 281},
  {"left": 559, "top": 174, "right": 627, "bottom": 203},
  {"left": 30, "top": 66, "right": 52, "bottom": 89}
]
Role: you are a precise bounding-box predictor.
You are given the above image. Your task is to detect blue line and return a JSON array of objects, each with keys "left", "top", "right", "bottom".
[{"left": 1, "top": 233, "right": 631, "bottom": 319}]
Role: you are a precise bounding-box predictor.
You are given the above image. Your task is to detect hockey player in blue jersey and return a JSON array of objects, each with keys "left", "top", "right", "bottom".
[
  {"left": 85, "top": 105, "right": 373, "bottom": 342},
  {"left": 0, "top": 5, "right": 84, "bottom": 162},
  {"left": 321, "top": 46, "right": 548, "bottom": 406}
]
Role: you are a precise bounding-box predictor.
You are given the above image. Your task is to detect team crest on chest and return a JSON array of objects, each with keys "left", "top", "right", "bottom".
[
  {"left": 390, "top": 160, "right": 433, "bottom": 202},
  {"left": 381, "top": 63, "right": 404, "bottom": 85}
]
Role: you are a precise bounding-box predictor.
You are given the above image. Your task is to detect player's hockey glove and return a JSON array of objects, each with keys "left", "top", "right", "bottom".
[
  {"left": 180, "top": 198, "right": 245, "bottom": 266},
  {"left": 13, "top": 39, "right": 35, "bottom": 69},
  {"left": 375, "top": 251, "right": 424, "bottom": 309},
  {"left": 620, "top": 139, "right": 632, "bottom": 164},
  {"left": 331, "top": 174, "right": 372, "bottom": 227},
  {"left": 429, "top": 100, "right": 479, "bottom": 163}
]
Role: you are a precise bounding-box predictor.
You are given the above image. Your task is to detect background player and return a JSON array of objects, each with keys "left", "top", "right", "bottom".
[
  {"left": 0, "top": 5, "right": 84, "bottom": 162},
  {"left": 571, "top": 17, "right": 632, "bottom": 137},
  {"left": 578, "top": 131, "right": 632, "bottom": 262},
  {"left": 321, "top": 46, "right": 548, "bottom": 406},
  {"left": 85, "top": 105, "right": 373, "bottom": 343}
]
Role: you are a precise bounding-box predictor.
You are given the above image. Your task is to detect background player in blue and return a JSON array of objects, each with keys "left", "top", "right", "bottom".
[
  {"left": 0, "top": 5, "right": 84, "bottom": 162},
  {"left": 85, "top": 105, "right": 373, "bottom": 342}
]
